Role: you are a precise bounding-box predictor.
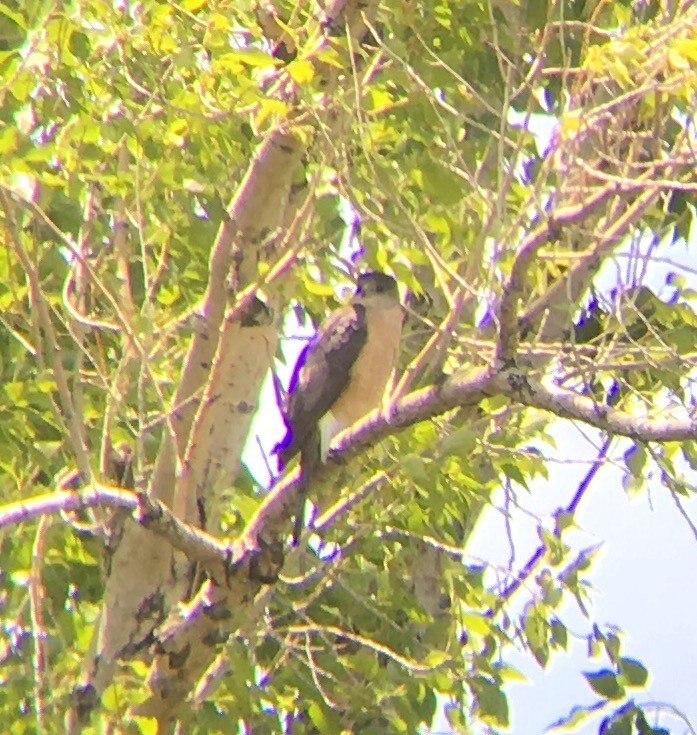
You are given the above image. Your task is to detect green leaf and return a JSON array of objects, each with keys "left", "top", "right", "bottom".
[
  {"left": 554, "top": 510, "right": 575, "bottom": 533},
  {"left": 0, "top": 2, "right": 26, "bottom": 31},
  {"left": 548, "top": 701, "right": 606, "bottom": 731},
  {"left": 623, "top": 473, "right": 646, "bottom": 497},
  {"left": 400, "top": 453, "right": 431, "bottom": 486},
  {"left": 0, "top": 126, "right": 18, "bottom": 154},
  {"left": 624, "top": 443, "right": 646, "bottom": 476},
  {"left": 302, "top": 277, "right": 337, "bottom": 297},
  {"left": 308, "top": 701, "right": 341, "bottom": 733},
  {"left": 583, "top": 669, "right": 625, "bottom": 700},
  {"left": 523, "top": 603, "right": 549, "bottom": 667},
  {"left": 461, "top": 612, "right": 491, "bottom": 637},
  {"left": 495, "top": 664, "right": 528, "bottom": 684},
  {"left": 603, "top": 631, "right": 622, "bottom": 661},
  {"left": 635, "top": 707, "right": 671, "bottom": 735},
  {"left": 502, "top": 461, "right": 529, "bottom": 488},
  {"left": 550, "top": 619, "right": 568, "bottom": 649},
  {"left": 219, "top": 48, "right": 277, "bottom": 68},
  {"left": 618, "top": 657, "right": 649, "bottom": 688},
  {"left": 419, "top": 160, "right": 464, "bottom": 206},
  {"left": 288, "top": 59, "right": 315, "bottom": 83},
  {"left": 425, "top": 649, "right": 450, "bottom": 667},
  {"left": 68, "top": 30, "right": 90, "bottom": 60},
  {"left": 440, "top": 426, "right": 477, "bottom": 458},
  {"left": 4, "top": 381, "right": 27, "bottom": 405},
  {"left": 601, "top": 713, "right": 633, "bottom": 735},
  {"left": 469, "top": 675, "right": 509, "bottom": 727},
  {"left": 599, "top": 702, "right": 640, "bottom": 735}
]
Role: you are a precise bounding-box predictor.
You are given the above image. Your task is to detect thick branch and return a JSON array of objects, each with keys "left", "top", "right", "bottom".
[
  {"left": 175, "top": 300, "right": 278, "bottom": 527},
  {"left": 150, "top": 129, "right": 302, "bottom": 505},
  {"left": 8, "top": 347, "right": 697, "bottom": 726},
  {"left": 84, "top": 129, "right": 303, "bottom": 707},
  {"left": 5, "top": 362, "right": 696, "bottom": 556},
  {"left": 131, "top": 0, "right": 385, "bottom": 721},
  {"left": 487, "top": 371, "right": 697, "bottom": 441},
  {"left": 495, "top": 184, "right": 617, "bottom": 363},
  {"left": 241, "top": 361, "right": 697, "bottom": 554},
  {"left": 0, "top": 486, "right": 232, "bottom": 574}
]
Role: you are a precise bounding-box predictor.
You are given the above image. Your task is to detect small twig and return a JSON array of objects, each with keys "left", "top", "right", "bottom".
[
  {"left": 0, "top": 314, "right": 38, "bottom": 356},
  {"left": 577, "top": 159, "right": 697, "bottom": 192},
  {"left": 2, "top": 195, "right": 93, "bottom": 484},
  {"left": 667, "top": 486, "right": 697, "bottom": 544},
  {"left": 285, "top": 624, "right": 450, "bottom": 676},
  {"left": 304, "top": 634, "right": 344, "bottom": 710},
  {"left": 646, "top": 445, "right": 697, "bottom": 544},
  {"left": 487, "top": 435, "right": 612, "bottom": 614},
  {"left": 29, "top": 515, "right": 50, "bottom": 734},
  {"left": 389, "top": 287, "right": 467, "bottom": 405},
  {"left": 313, "top": 470, "right": 390, "bottom": 534},
  {"left": 18, "top": 195, "right": 140, "bottom": 343},
  {"left": 62, "top": 272, "right": 119, "bottom": 332},
  {"left": 503, "top": 478, "right": 516, "bottom": 573},
  {"left": 640, "top": 702, "right": 696, "bottom": 735}
]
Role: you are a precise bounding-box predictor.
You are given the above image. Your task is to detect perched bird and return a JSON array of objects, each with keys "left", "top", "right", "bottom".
[{"left": 275, "top": 271, "right": 403, "bottom": 542}]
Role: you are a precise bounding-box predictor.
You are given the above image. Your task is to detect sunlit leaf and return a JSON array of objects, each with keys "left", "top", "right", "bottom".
[
  {"left": 470, "top": 676, "right": 509, "bottom": 727},
  {"left": 288, "top": 58, "right": 314, "bottom": 83},
  {"left": 583, "top": 670, "right": 625, "bottom": 700},
  {"left": 618, "top": 657, "right": 648, "bottom": 688},
  {"left": 548, "top": 701, "right": 606, "bottom": 731}
]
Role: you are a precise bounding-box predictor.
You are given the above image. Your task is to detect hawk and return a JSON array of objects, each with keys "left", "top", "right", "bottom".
[{"left": 275, "top": 271, "right": 402, "bottom": 541}]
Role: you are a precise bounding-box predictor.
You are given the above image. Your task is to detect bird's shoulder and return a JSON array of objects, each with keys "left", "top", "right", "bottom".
[
  {"left": 286, "top": 303, "right": 367, "bottom": 393},
  {"left": 313, "top": 302, "right": 367, "bottom": 355}
]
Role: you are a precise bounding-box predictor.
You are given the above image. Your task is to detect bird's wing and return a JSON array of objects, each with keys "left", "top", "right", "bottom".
[{"left": 276, "top": 303, "right": 368, "bottom": 467}]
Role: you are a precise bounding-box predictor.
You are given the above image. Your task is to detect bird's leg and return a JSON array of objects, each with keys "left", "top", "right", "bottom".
[
  {"left": 291, "top": 470, "right": 309, "bottom": 546},
  {"left": 292, "top": 431, "right": 321, "bottom": 545}
]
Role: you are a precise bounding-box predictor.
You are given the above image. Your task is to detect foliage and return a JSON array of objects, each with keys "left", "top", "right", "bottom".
[{"left": 0, "top": 0, "right": 696, "bottom": 733}]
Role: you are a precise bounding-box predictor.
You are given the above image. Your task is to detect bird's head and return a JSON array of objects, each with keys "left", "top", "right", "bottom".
[{"left": 354, "top": 271, "right": 399, "bottom": 302}]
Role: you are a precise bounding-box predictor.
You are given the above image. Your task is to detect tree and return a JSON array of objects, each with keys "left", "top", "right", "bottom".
[{"left": 0, "top": 0, "right": 696, "bottom": 732}]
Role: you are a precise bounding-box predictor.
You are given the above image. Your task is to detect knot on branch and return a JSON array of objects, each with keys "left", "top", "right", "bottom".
[
  {"left": 134, "top": 490, "right": 164, "bottom": 526},
  {"left": 248, "top": 536, "right": 284, "bottom": 584},
  {"left": 72, "top": 683, "right": 99, "bottom": 724},
  {"left": 506, "top": 371, "right": 534, "bottom": 397}
]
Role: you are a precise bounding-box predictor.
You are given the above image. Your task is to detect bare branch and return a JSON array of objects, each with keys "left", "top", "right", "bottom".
[
  {"left": 487, "top": 370, "right": 697, "bottom": 441},
  {"left": 486, "top": 436, "right": 612, "bottom": 615},
  {"left": 495, "top": 184, "right": 618, "bottom": 363},
  {"left": 0, "top": 485, "right": 233, "bottom": 573},
  {"left": 29, "top": 516, "right": 50, "bottom": 735},
  {"left": 1, "top": 195, "right": 93, "bottom": 484}
]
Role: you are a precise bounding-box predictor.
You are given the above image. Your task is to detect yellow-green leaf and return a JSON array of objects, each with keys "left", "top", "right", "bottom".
[
  {"left": 288, "top": 58, "right": 314, "bottom": 83},
  {"left": 461, "top": 612, "right": 491, "bottom": 636}
]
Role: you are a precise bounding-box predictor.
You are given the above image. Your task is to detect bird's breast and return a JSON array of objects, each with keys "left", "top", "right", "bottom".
[{"left": 330, "top": 303, "right": 402, "bottom": 428}]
